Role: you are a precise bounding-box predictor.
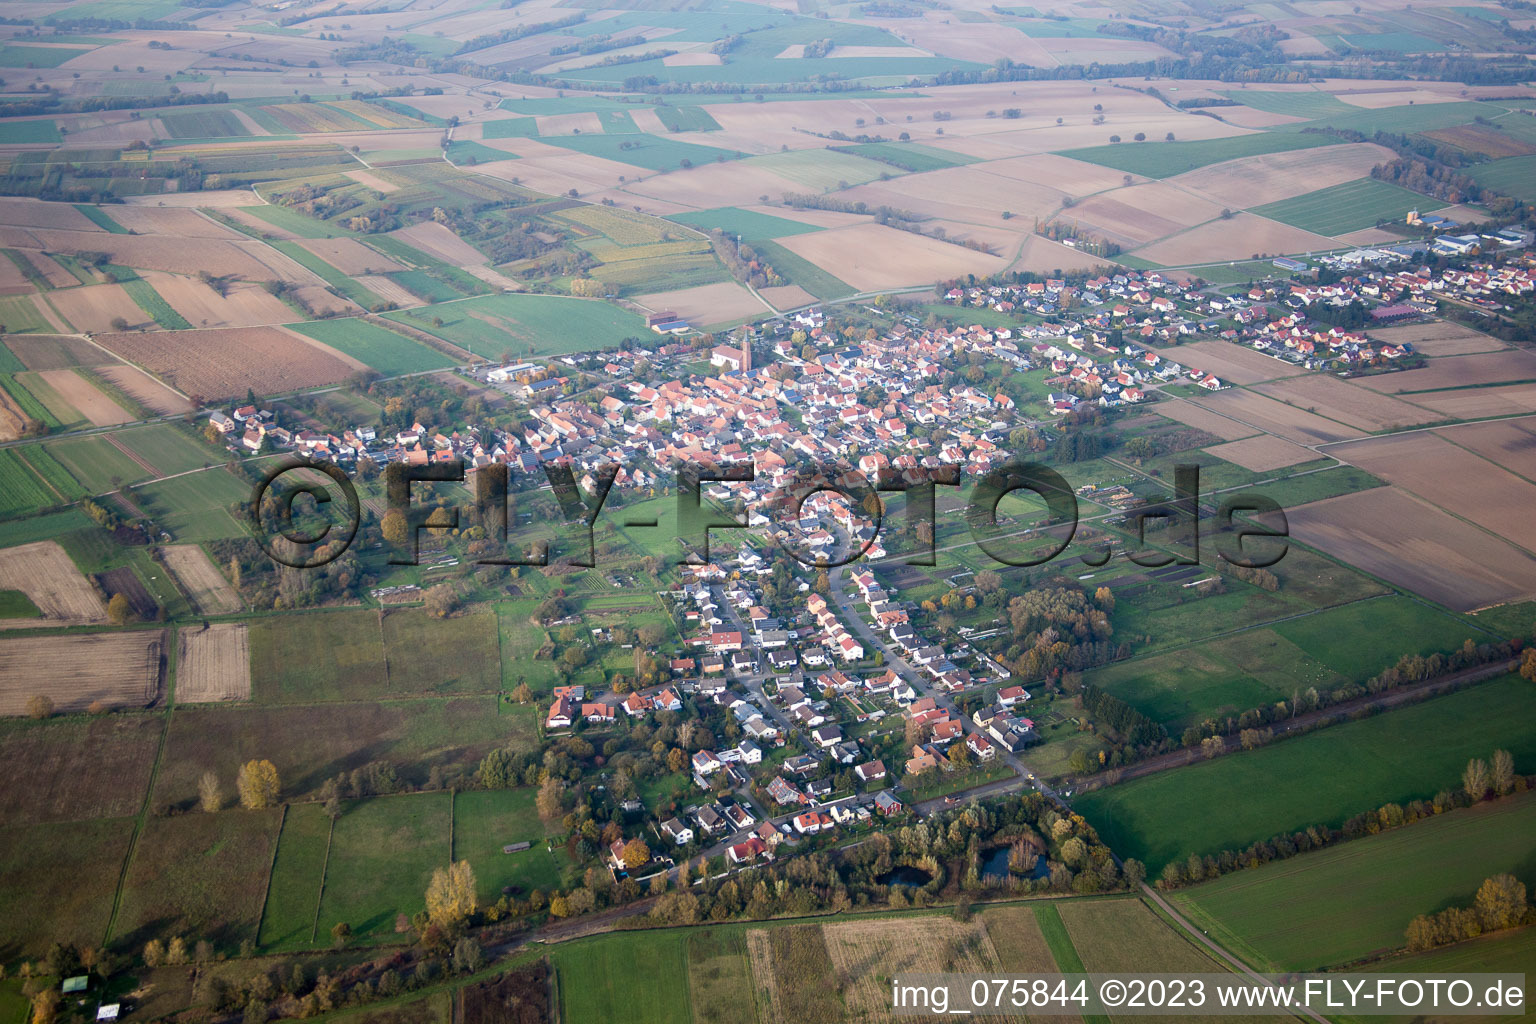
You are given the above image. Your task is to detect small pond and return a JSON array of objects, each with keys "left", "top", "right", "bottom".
[
  {"left": 879, "top": 865, "right": 935, "bottom": 888},
  {"left": 980, "top": 846, "right": 1051, "bottom": 881}
]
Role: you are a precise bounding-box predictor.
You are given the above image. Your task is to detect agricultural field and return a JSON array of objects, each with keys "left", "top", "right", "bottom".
[
  {"left": 0, "top": 818, "right": 136, "bottom": 957},
  {"left": 286, "top": 319, "right": 454, "bottom": 377},
  {"left": 257, "top": 800, "right": 332, "bottom": 951},
  {"left": 0, "top": 713, "right": 162, "bottom": 825},
  {"left": 96, "top": 326, "right": 356, "bottom": 400},
  {"left": 665, "top": 206, "right": 822, "bottom": 241},
  {"left": 385, "top": 294, "right": 647, "bottom": 358},
  {"left": 113, "top": 808, "right": 282, "bottom": 952},
  {"left": 177, "top": 623, "right": 252, "bottom": 703},
  {"left": 162, "top": 544, "right": 242, "bottom": 615},
  {"left": 539, "top": 132, "right": 741, "bottom": 173},
  {"left": 1253, "top": 178, "right": 1445, "bottom": 235},
  {"left": 450, "top": 789, "right": 564, "bottom": 900},
  {"left": 0, "top": 540, "right": 106, "bottom": 626},
  {"left": 1059, "top": 133, "right": 1342, "bottom": 178},
  {"left": 315, "top": 791, "right": 451, "bottom": 941},
  {"left": 0, "top": 630, "right": 164, "bottom": 715},
  {"left": 1076, "top": 674, "right": 1536, "bottom": 872},
  {"left": 1171, "top": 792, "right": 1536, "bottom": 970}
]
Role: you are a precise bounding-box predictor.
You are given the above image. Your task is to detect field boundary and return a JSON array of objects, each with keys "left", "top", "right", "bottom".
[
  {"left": 310, "top": 813, "right": 336, "bottom": 944},
  {"left": 252, "top": 802, "right": 288, "bottom": 947}
]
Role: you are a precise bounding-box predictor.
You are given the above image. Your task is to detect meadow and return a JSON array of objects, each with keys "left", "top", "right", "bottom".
[
  {"left": 834, "top": 142, "right": 976, "bottom": 173},
  {"left": 315, "top": 792, "right": 451, "bottom": 941},
  {"left": 1058, "top": 133, "right": 1342, "bottom": 178},
  {"left": 45, "top": 434, "right": 151, "bottom": 492},
  {"left": 1470, "top": 153, "right": 1536, "bottom": 201},
  {"left": 548, "top": 927, "right": 692, "bottom": 1024},
  {"left": 0, "top": 817, "right": 135, "bottom": 957},
  {"left": 1254, "top": 178, "right": 1446, "bottom": 235},
  {"left": 287, "top": 319, "right": 454, "bottom": 376},
  {"left": 450, "top": 789, "right": 564, "bottom": 900},
  {"left": 752, "top": 240, "right": 856, "bottom": 300},
  {"left": 539, "top": 132, "right": 740, "bottom": 173},
  {"left": 258, "top": 803, "right": 333, "bottom": 950},
  {"left": 0, "top": 119, "right": 60, "bottom": 144},
  {"left": 385, "top": 294, "right": 647, "bottom": 358},
  {"left": 0, "top": 448, "right": 59, "bottom": 517},
  {"left": 1075, "top": 674, "right": 1536, "bottom": 871},
  {"left": 115, "top": 423, "right": 219, "bottom": 477},
  {"left": 665, "top": 206, "right": 822, "bottom": 241},
  {"left": 1171, "top": 792, "right": 1536, "bottom": 970}
]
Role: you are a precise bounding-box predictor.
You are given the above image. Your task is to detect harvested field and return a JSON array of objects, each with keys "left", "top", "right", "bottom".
[
  {"left": 820, "top": 916, "right": 1021, "bottom": 1023},
  {"left": 0, "top": 256, "right": 29, "bottom": 295},
  {"left": 346, "top": 169, "right": 401, "bottom": 192},
  {"left": 1150, "top": 397, "right": 1259, "bottom": 440},
  {"left": 744, "top": 924, "right": 843, "bottom": 1023},
  {"left": 759, "top": 284, "right": 816, "bottom": 310},
  {"left": 778, "top": 222, "right": 1005, "bottom": 292},
  {"left": 296, "top": 237, "right": 405, "bottom": 275},
  {"left": 980, "top": 153, "right": 1147, "bottom": 197},
  {"left": 47, "top": 283, "right": 152, "bottom": 334},
  {"left": 1200, "top": 389, "right": 1364, "bottom": 445},
  {"left": 1206, "top": 434, "right": 1317, "bottom": 472},
  {"left": 103, "top": 206, "right": 243, "bottom": 239},
  {"left": 177, "top": 623, "right": 250, "bottom": 704},
  {"left": 622, "top": 161, "right": 807, "bottom": 211},
  {"left": 389, "top": 222, "right": 490, "bottom": 267},
  {"left": 0, "top": 334, "right": 99, "bottom": 371},
  {"left": 0, "top": 630, "right": 163, "bottom": 715},
  {"left": 1365, "top": 322, "right": 1506, "bottom": 356},
  {"left": 1355, "top": 350, "right": 1536, "bottom": 394},
  {"left": 1172, "top": 341, "right": 1307, "bottom": 385},
  {"left": 1169, "top": 142, "right": 1398, "bottom": 208},
  {"left": 0, "top": 386, "right": 24, "bottom": 442},
  {"left": 162, "top": 544, "right": 240, "bottom": 614},
  {"left": 139, "top": 271, "right": 296, "bottom": 329},
  {"left": 0, "top": 541, "right": 105, "bottom": 627},
  {"left": 1410, "top": 383, "right": 1536, "bottom": 419},
  {"left": 1252, "top": 375, "right": 1444, "bottom": 432},
  {"left": 95, "top": 326, "right": 355, "bottom": 399},
  {"left": 95, "top": 362, "right": 192, "bottom": 414},
  {"left": 1435, "top": 416, "right": 1536, "bottom": 480},
  {"left": 355, "top": 275, "right": 420, "bottom": 308},
  {"left": 1067, "top": 181, "right": 1226, "bottom": 248},
  {"left": 1421, "top": 124, "right": 1536, "bottom": 160},
  {"left": 21, "top": 251, "right": 77, "bottom": 289},
  {"left": 1286, "top": 487, "right": 1536, "bottom": 611},
  {"left": 1134, "top": 213, "right": 1336, "bottom": 265},
  {"left": 635, "top": 281, "right": 763, "bottom": 326},
  {"left": 1327, "top": 432, "right": 1536, "bottom": 551},
  {"left": 0, "top": 199, "right": 97, "bottom": 231},
  {"left": 834, "top": 167, "right": 1065, "bottom": 231},
  {"left": 97, "top": 566, "right": 156, "bottom": 620},
  {"left": 24, "top": 230, "right": 277, "bottom": 281},
  {"left": 36, "top": 368, "right": 131, "bottom": 426}
]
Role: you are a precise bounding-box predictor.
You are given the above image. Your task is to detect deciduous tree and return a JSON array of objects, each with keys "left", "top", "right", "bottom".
[
  {"left": 237, "top": 759, "right": 280, "bottom": 809},
  {"left": 199, "top": 771, "right": 222, "bottom": 812},
  {"left": 426, "top": 861, "right": 478, "bottom": 929}
]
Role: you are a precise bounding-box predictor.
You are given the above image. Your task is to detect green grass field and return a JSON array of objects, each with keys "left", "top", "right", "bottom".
[
  {"left": 1280, "top": 100, "right": 1513, "bottom": 136},
  {"left": 753, "top": 240, "right": 856, "bottom": 300},
  {"left": 73, "top": 204, "right": 127, "bottom": 233},
  {"left": 1337, "top": 929, "right": 1536, "bottom": 1024},
  {"left": 834, "top": 141, "right": 976, "bottom": 173},
  {"left": 384, "top": 294, "right": 647, "bottom": 358},
  {"left": 0, "top": 295, "right": 56, "bottom": 335},
  {"left": 1470, "top": 153, "right": 1536, "bottom": 201},
  {"left": 113, "top": 809, "right": 282, "bottom": 953},
  {"left": 258, "top": 801, "right": 332, "bottom": 950},
  {"left": 316, "top": 792, "right": 450, "bottom": 941},
  {"left": 653, "top": 105, "right": 722, "bottom": 132},
  {"left": 115, "top": 423, "right": 218, "bottom": 477},
  {"left": 160, "top": 108, "right": 252, "bottom": 140},
  {"left": 1057, "top": 132, "right": 1343, "bottom": 178},
  {"left": 450, "top": 789, "right": 564, "bottom": 901},
  {"left": 0, "top": 590, "right": 40, "bottom": 619},
  {"left": 1253, "top": 178, "right": 1447, "bottom": 235},
  {"left": 665, "top": 206, "right": 822, "bottom": 241},
  {"left": 1271, "top": 595, "right": 1479, "bottom": 680},
  {"left": 481, "top": 117, "right": 540, "bottom": 139},
  {"left": 1218, "top": 90, "right": 1356, "bottom": 119},
  {"left": 239, "top": 205, "right": 351, "bottom": 239},
  {"left": 1075, "top": 674, "right": 1536, "bottom": 872},
  {"left": 133, "top": 468, "right": 248, "bottom": 524},
  {"left": 250, "top": 607, "right": 387, "bottom": 703},
  {"left": 287, "top": 319, "right": 454, "bottom": 376},
  {"left": 445, "top": 139, "right": 517, "bottom": 166},
  {"left": 744, "top": 148, "right": 894, "bottom": 190},
  {"left": 0, "top": 119, "right": 60, "bottom": 144},
  {"left": 45, "top": 434, "right": 150, "bottom": 492},
  {"left": 1171, "top": 792, "right": 1536, "bottom": 970},
  {"left": 0, "top": 448, "right": 59, "bottom": 517},
  {"left": 122, "top": 277, "right": 193, "bottom": 330},
  {"left": 548, "top": 927, "right": 692, "bottom": 1024},
  {"left": 540, "top": 132, "right": 741, "bottom": 172},
  {"left": 0, "top": 45, "right": 90, "bottom": 68}
]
